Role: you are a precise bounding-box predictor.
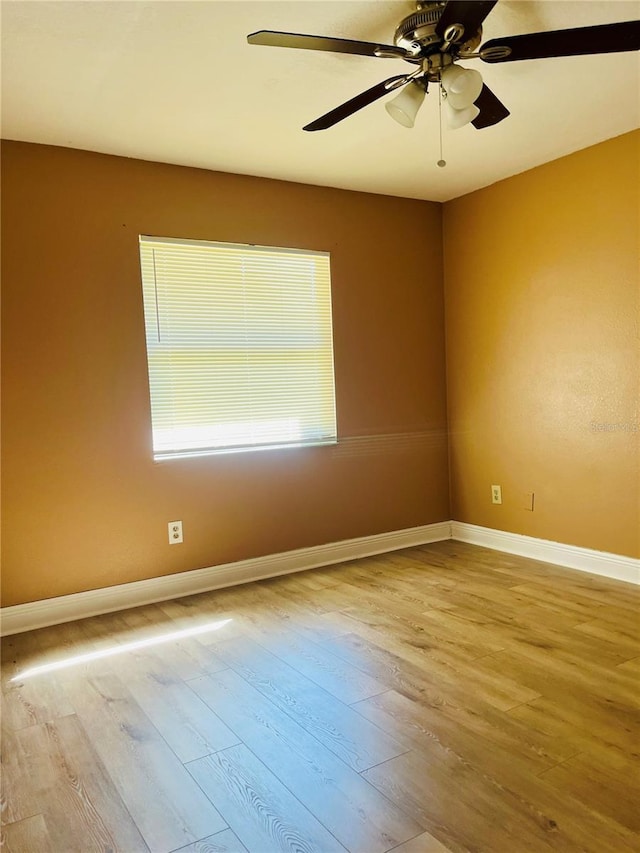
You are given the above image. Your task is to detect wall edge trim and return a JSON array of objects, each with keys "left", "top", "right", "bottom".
[
  {"left": 0, "top": 521, "right": 452, "bottom": 636},
  {"left": 451, "top": 521, "right": 640, "bottom": 585}
]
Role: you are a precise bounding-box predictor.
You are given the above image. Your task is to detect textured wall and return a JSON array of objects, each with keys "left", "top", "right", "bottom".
[
  {"left": 444, "top": 131, "right": 639, "bottom": 557},
  {"left": 1, "top": 142, "right": 448, "bottom": 606},
  {"left": 3, "top": 132, "right": 637, "bottom": 609}
]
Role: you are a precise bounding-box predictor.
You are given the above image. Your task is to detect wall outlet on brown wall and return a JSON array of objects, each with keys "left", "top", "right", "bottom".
[{"left": 168, "top": 521, "right": 183, "bottom": 544}]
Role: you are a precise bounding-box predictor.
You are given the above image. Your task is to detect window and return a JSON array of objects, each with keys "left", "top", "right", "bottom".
[{"left": 139, "top": 236, "right": 337, "bottom": 459}]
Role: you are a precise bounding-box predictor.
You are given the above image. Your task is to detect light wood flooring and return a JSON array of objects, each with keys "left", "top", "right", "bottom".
[{"left": 1, "top": 540, "right": 639, "bottom": 853}]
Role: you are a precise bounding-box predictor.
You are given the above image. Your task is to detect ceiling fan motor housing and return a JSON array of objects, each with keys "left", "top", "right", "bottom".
[
  {"left": 394, "top": 3, "right": 443, "bottom": 56},
  {"left": 395, "top": 2, "right": 483, "bottom": 59}
]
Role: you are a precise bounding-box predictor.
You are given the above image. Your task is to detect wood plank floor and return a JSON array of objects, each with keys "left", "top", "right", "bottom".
[{"left": 1, "top": 540, "right": 639, "bottom": 853}]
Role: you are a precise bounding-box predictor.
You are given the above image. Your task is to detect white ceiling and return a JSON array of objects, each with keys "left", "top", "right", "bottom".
[{"left": 1, "top": 0, "right": 639, "bottom": 201}]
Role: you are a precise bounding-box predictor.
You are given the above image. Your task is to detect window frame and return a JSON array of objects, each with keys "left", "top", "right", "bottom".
[{"left": 138, "top": 234, "right": 338, "bottom": 461}]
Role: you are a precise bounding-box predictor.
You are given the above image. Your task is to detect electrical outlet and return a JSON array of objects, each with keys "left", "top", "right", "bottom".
[
  {"left": 491, "top": 485, "right": 502, "bottom": 505},
  {"left": 168, "top": 520, "right": 183, "bottom": 544},
  {"left": 525, "top": 492, "right": 535, "bottom": 511}
]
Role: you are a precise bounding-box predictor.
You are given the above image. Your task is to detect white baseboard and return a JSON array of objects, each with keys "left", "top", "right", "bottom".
[
  {"left": 451, "top": 521, "right": 640, "bottom": 586},
  {"left": 0, "top": 521, "right": 451, "bottom": 636},
  {"left": 3, "top": 519, "right": 636, "bottom": 636}
]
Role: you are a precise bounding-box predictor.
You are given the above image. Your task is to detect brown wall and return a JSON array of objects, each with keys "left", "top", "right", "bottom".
[
  {"left": 444, "top": 131, "right": 639, "bottom": 558},
  {"left": 1, "top": 141, "right": 449, "bottom": 606},
  {"left": 3, "top": 133, "right": 637, "bottom": 608}
]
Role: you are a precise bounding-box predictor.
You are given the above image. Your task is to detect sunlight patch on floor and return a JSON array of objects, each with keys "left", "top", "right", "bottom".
[{"left": 11, "top": 618, "right": 232, "bottom": 681}]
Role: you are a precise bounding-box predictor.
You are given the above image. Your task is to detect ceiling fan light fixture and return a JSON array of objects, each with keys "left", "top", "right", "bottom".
[
  {"left": 445, "top": 100, "right": 480, "bottom": 129},
  {"left": 441, "top": 64, "right": 483, "bottom": 108},
  {"left": 385, "top": 80, "right": 426, "bottom": 128},
  {"left": 248, "top": 9, "right": 640, "bottom": 135}
]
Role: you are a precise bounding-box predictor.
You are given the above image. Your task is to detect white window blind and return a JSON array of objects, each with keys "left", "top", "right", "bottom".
[{"left": 139, "top": 235, "right": 337, "bottom": 459}]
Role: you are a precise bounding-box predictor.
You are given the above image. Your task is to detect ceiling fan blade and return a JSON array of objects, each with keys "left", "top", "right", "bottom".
[
  {"left": 435, "top": 1, "right": 498, "bottom": 41},
  {"left": 480, "top": 20, "right": 640, "bottom": 63},
  {"left": 471, "top": 84, "right": 510, "bottom": 129},
  {"left": 303, "top": 75, "right": 411, "bottom": 131},
  {"left": 247, "top": 30, "right": 408, "bottom": 59}
]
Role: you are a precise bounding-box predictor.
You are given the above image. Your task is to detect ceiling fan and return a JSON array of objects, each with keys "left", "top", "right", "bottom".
[{"left": 247, "top": 1, "right": 640, "bottom": 132}]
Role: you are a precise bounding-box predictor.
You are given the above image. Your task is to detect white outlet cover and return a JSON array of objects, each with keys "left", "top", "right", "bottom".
[{"left": 168, "top": 520, "right": 183, "bottom": 544}]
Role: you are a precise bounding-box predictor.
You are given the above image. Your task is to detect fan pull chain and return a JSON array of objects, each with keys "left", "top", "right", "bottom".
[{"left": 437, "top": 81, "right": 446, "bottom": 168}]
